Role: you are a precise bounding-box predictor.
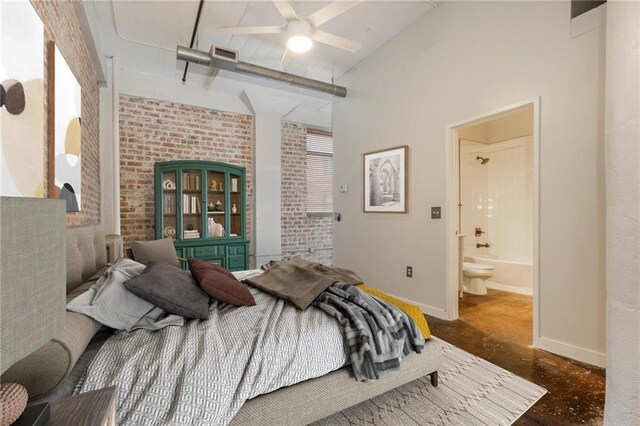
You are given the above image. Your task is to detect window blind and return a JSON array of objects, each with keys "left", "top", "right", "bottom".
[{"left": 306, "top": 130, "right": 333, "bottom": 215}]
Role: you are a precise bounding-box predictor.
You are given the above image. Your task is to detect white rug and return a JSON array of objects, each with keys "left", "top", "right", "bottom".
[{"left": 314, "top": 337, "right": 546, "bottom": 426}]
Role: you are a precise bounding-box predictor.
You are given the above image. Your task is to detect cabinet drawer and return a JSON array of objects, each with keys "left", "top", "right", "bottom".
[
  {"left": 227, "top": 245, "right": 246, "bottom": 256},
  {"left": 187, "top": 257, "right": 225, "bottom": 269},
  {"left": 175, "top": 247, "right": 189, "bottom": 259},
  {"left": 205, "top": 258, "right": 225, "bottom": 268},
  {"left": 195, "top": 246, "right": 223, "bottom": 258},
  {"left": 227, "top": 255, "right": 245, "bottom": 270}
]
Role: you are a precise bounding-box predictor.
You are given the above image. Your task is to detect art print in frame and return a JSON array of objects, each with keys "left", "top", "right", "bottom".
[
  {"left": 0, "top": 0, "right": 45, "bottom": 197},
  {"left": 363, "top": 145, "right": 408, "bottom": 213},
  {"left": 48, "top": 41, "right": 82, "bottom": 212}
]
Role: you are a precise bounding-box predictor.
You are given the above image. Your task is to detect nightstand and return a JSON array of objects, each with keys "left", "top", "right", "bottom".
[{"left": 47, "top": 386, "right": 116, "bottom": 426}]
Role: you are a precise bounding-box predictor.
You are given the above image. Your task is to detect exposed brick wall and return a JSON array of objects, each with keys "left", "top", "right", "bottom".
[
  {"left": 281, "top": 122, "right": 333, "bottom": 265},
  {"left": 31, "top": 0, "right": 101, "bottom": 226},
  {"left": 118, "top": 95, "right": 254, "bottom": 249}
]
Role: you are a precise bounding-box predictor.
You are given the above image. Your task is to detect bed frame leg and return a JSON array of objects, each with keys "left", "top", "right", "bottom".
[{"left": 430, "top": 371, "right": 438, "bottom": 387}]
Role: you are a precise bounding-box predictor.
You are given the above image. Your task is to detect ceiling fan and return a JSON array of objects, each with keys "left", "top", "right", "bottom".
[{"left": 217, "top": 0, "right": 364, "bottom": 54}]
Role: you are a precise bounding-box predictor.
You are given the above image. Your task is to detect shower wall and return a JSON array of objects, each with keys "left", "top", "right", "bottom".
[{"left": 460, "top": 136, "right": 533, "bottom": 264}]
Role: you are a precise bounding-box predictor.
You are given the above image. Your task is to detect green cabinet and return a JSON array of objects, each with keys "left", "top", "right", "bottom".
[{"left": 154, "top": 161, "right": 249, "bottom": 271}]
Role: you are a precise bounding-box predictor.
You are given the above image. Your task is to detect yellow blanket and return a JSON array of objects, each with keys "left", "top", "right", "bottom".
[{"left": 356, "top": 284, "right": 431, "bottom": 339}]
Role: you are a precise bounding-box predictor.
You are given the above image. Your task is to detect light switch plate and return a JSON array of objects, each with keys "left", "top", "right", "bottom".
[{"left": 431, "top": 206, "right": 442, "bottom": 219}]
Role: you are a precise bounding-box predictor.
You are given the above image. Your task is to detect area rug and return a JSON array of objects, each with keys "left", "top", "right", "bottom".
[{"left": 314, "top": 337, "right": 546, "bottom": 426}]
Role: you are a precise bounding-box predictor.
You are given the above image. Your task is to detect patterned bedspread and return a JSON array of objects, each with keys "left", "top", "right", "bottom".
[{"left": 75, "top": 270, "right": 348, "bottom": 426}]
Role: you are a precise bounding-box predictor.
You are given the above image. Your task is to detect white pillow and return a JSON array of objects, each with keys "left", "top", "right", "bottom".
[{"left": 67, "top": 258, "right": 184, "bottom": 331}]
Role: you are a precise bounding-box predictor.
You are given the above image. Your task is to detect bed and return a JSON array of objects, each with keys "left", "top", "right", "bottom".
[{"left": 13, "top": 225, "right": 441, "bottom": 425}]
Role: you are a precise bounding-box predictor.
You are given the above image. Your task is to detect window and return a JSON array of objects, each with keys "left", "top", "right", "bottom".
[{"left": 306, "top": 129, "right": 333, "bottom": 216}]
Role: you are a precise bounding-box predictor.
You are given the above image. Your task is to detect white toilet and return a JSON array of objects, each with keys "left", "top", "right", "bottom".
[{"left": 462, "top": 262, "right": 494, "bottom": 295}]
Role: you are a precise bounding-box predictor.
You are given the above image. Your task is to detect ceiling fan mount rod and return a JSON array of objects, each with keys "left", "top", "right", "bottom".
[{"left": 176, "top": 45, "right": 347, "bottom": 98}]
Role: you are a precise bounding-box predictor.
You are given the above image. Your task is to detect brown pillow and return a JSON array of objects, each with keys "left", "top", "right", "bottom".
[
  {"left": 188, "top": 259, "right": 256, "bottom": 306},
  {"left": 124, "top": 261, "right": 210, "bottom": 319},
  {"left": 130, "top": 238, "right": 180, "bottom": 267}
]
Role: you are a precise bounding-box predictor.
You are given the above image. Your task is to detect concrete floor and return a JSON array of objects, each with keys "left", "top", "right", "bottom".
[{"left": 426, "top": 289, "right": 605, "bottom": 425}]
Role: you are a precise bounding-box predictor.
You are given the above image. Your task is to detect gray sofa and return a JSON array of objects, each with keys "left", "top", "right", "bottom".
[{"left": 1, "top": 225, "right": 108, "bottom": 398}]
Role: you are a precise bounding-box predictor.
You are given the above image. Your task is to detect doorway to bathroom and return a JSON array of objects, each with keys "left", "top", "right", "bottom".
[{"left": 445, "top": 99, "right": 539, "bottom": 348}]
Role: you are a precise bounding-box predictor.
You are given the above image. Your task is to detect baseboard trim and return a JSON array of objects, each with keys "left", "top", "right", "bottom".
[
  {"left": 535, "top": 336, "right": 606, "bottom": 368},
  {"left": 381, "top": 291, "right": 449, "bottom": 320},
  {"left": 486, "top": 281, "right": 533, "bottom": 296}
]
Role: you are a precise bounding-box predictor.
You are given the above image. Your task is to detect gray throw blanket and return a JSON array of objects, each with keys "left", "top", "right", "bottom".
[
  {"left": 245, "top": 257, "right": 363, "bottom": 310},
  {"left": 313, "top": 283, "right": 425, "bottom": 382}
]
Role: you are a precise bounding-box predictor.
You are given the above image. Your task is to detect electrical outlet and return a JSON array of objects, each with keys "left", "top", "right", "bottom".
[
  {"left": 406, "top": 266, "right": 413, "bottom": 278},
  {"left": 431, "top": 206, "right": 442, "bottom": 219}
]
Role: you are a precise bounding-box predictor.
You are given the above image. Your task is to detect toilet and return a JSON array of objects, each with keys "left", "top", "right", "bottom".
[{"left": 462, "top": 262, "right": 494, "bottom": 295}]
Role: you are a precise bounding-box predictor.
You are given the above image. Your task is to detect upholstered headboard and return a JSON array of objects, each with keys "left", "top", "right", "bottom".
[
  {"left": 66, "top": 225, "right": 107, "bottom": 292},
  {"left": 2, "top": 222, "right": 108, "bottom": 397}
]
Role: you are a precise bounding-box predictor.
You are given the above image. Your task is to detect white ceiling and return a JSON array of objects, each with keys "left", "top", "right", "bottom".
[{"left": 85, "top": 1, "right": 435, "bottom": 93}]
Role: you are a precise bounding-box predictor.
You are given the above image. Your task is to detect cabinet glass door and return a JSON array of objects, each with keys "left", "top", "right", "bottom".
[
  {"left": 206, "top": 171, "right": 226, "bottom": 238},
  {"left": 160, "top": 171, "right": 177, "bottom": 239},
  {"left": 181, "top": 169, "right": 202, "bottom": 240},
  {"left": 229, "top": 173, "right": 243, "bottom": 238}
]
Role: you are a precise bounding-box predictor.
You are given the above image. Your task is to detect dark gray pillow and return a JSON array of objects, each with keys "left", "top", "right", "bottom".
[
  {"left": 123, "top": 261, "right": 210, "bottom": 319},
  {"left": 130, "top": 238, "right": 180, "bottom": 267}
]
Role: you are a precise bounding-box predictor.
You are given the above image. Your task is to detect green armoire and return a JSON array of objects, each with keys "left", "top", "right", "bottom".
[{"left": 154, "top": 161, "right": 249, "bottom": 271}]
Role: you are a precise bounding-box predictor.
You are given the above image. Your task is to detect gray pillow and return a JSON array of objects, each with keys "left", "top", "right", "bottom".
[
  {"left": 124, "top": 261, "right": 210, "bottom": 319},
  {"left": 130, "top": 238, "right": 180, "bottom": 267}
]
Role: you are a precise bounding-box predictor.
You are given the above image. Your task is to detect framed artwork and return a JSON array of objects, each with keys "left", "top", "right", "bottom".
[
  {"left": 0, "top": 0, "right": 45, "bottom": 197},
  {"left": 48, "top": 41, "right": 82, "bottom": 212},
  {"left": 363, "top": 145, "right": 408, "bottom": 213}
]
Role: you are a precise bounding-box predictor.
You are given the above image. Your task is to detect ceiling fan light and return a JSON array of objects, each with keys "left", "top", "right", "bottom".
[{"left": 287, "top": 35, "right": 313, "bottom": 53}]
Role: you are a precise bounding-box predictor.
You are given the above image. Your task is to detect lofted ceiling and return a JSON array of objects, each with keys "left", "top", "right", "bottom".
[{"left": 86, "top": 1, "right": 436, "bottom": 93}]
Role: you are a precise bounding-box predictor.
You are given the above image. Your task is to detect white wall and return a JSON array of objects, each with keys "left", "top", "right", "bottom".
[
  {"left": 603, "top": 1, "right": 640, "bottom": 423},
  {"left": 333, "top": 1, "right": 606, "bottom": 365},
  {"left": 460, "top": 140, "right": 488, "bottom": 253},
  {"left": 99, "top": 56, "right": 118, "bottom": 235},
  {"left": 461, "top": 137, "right": 534, "bottom": 265},
  {"left": 253, "top": 112, "right": 284, "bottom": 266}
]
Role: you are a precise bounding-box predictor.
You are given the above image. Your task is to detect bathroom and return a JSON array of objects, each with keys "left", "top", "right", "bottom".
[{"left": 458, "top": 106, "right": 534, "bottom": 299}]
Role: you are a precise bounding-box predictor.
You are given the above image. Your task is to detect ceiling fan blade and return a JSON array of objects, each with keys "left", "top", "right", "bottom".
[
  {"left": 307, "top": 1, "right": 363, "bottom": 27},
  {"left": 272, "top": 1, "right": 299, "bottom": 21},
  {"left": 217, "top": 26, "right": 284, "bottom": 35},
  {"left": 312, "top": 30, "right": 362, "bottom": 53}
]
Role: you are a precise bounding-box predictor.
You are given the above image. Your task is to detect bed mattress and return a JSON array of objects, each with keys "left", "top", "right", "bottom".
[{"left": 75, "top": 270, "right": 349, "bottom": 425}]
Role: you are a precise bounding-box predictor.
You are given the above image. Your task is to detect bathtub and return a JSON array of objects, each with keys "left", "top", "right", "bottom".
[{"left": 469, "top": 256, "right": 533, "bottom": 295}]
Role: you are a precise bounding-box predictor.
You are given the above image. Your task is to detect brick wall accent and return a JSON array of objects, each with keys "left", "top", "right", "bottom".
[
  {"left": 281, "top": 122, "right": 333, "bottom": 265},
  {"left": 118, "top": 95, "right": 254, "bottom": 248},
  {"left": 31, "top": 0, "right": 101, "bottom": 226}
]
